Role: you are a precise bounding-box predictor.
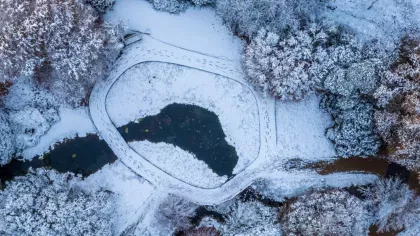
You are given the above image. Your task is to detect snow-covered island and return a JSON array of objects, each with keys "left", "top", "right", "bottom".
[{"left": 0, "top": 0, "right": 419, "bottom": 235}]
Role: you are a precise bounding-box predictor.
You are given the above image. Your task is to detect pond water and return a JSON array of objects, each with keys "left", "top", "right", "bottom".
[
  {"left": 0, "top": 135, "right": 117, "bottom": 185},
  {"left": 1, "top": 103, "right": 239, "bottom": 184},
  {"left": 117, "top": 103, "right": 239, "bottom": 177}
]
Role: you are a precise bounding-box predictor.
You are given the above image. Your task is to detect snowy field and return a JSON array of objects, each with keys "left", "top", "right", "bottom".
[
  {"left": 79, "top": 161, "right": 155, "bottom": 235},
  {"left": 323, "top": 0, "right": 420, "bottom": 43},
  {"left": 106, "top": 0, "right": 243, "bottom": 61},
  {"left": 276, "top": 94, "right": 336, "bottom": 160},
  {"left": 106, "top": 62, "right": 259, "bottom": 187},
  {"left": 130, "top": 141, "right": 228, "bottom": 188}
]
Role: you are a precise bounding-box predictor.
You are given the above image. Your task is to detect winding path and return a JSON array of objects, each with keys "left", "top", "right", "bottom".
[{"left": 89, "top": 35, "right": 276, "bottom": 205}]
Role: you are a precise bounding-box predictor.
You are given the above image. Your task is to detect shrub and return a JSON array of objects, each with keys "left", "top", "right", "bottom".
[
  {"left": 0, "top": 0, "right": 123, "bottom": 106},
  {"left": 281, "top": 190, "right": 371, "bottom": 236},
  {"left": 361, "top": 178, "right": 420, "bottom": 232}
]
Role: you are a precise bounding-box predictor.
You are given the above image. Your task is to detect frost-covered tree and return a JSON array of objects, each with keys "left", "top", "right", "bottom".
[
  {"left": 374, "top": 37, "right": 420, "bottom": 171},
  {"left": 0, "top": 110, "right": 15, "bottom": 166},
  {"left": 0, "top": 0, "right": 123, "bottom": 106},
  {"left": 281, "top": 190, "right": 371, "bottom": 236},
  {"left": 216, "top": 0, "right": 327, "bottom": 38},
  {"left": 361, "top": 178, "right": 420, "bottom": 232},
  {"left": 321, "top": 95, "right": 381, "bottom": 157},
  {"left": 204, "top": 199, "right": 281, "bottom": 236},
  {"left": 183, "top": 227, "right": 220, "bottom": 236},
  {"left": 318, "top": 38, "right": 389, "bottom": 157},
  {"left": 3, "top": 78, "right": 60, "bottom": 152},
  {"left": 244, "top": 27, "right": 322, "bottom": 100},
  {"left": 147, "top": 0, "right": 215, "bottom": 14},
  {"left": 154, "top": 194, "right": 198, "bottom": 234},
  {"left": 244, "top": 23, "right": 387, "bottom": 101},
  {"left": 85, "top": 0, "right": 116, "bottom": 13},
  {"left": 0, "top": 168, "right": 114, "bottom": 236}
]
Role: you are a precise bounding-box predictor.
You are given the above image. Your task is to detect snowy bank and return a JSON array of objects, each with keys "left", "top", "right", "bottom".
[
  {"left": 106, "top": 0, "right": 243, "bottom": 61},
  {"left": 129, "top": 141, "right": 227, "bottom": 188},
  {"left": 22, "top": 107, "right": 96, "bottom": 159},
  {"left": 79, "top": 161, "right": 155, "bottom": 235}
]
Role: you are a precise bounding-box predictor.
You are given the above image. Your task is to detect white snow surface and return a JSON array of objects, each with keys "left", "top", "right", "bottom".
[
  {"left": 276, "top": 94, "right": 336, "bottom": 160},
  {"left": 4, "top": 77, "right": 60, "bottom": 152},
  {"left": 129, "top": 140, "right": 227, "bottom": 188},
  {"left": 106, "top": 62, "right": 259, "bottom": 175},
  {"left": 22, "top": 107, "right": 96, "bottom": 159},
  {"left": 106, "top": 0, "right": 243, "bottom": 61},
  {"left": 400, "top": 222, "right": 420, "bottom": 236},
  {"left": 79, "top": 161, "right": 155, "bottom": 235},
  {"left": 323, "top": 0, "right": 420, "bottom": 43},
  {"left": 255, "top": 171, "right": 379, "bottom": 202}
]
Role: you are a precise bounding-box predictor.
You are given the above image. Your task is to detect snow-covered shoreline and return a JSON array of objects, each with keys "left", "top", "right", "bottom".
[{"left": 21, "top": 107, "right": 96, "bottom": 159}]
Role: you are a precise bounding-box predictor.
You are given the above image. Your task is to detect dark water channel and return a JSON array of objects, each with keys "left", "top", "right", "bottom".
[
  {"left": 0, "top": 135, "right": 117, "bottom": 185},
  {"left": 117, "top": 103, "right": 239, "bottom": 177},
  {"left": 311, "top": 157, "right": 420, "bottom": 195},
  {"left": 1, "top": 103, "right": 239, "bottom": 184}
]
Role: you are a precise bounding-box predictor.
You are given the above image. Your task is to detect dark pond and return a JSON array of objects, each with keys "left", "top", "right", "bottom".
[
  {"left": 0, "top": 135, "right": 117, "bottom": 185},
  {"left": 1, "top": 103, "right": 239, "bottom": 184},
  {"left": 117, "top": 103, "right": 239, "bottom": 177}
]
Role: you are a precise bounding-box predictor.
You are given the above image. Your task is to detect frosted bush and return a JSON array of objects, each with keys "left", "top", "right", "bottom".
[
  {"left": 362, "top": 178, "right": 420, "bottom": 232},
  {"left": 0, "top": 110, "right": 15, "bottom": 165},
  {"left": 205, "top": 198, "right": 281, "bottom": 236},
  {"left": 86, "top": 0, "right": 116, "bottom": 13},
  {"left": 244, "top": 27, "right": 325, "bottom": 100},
  {"left": 0, "top": 0, "right": 123, "bottom": 106},
  {"left": 147, "top": 0, "right": 190, "bottom": 13},
  {"left": 322, "top": 95, "right": 381, "bottom": 157},
  {"left": 3, "top": 78, "right": 60, "bottom": 152},
  {"left": 147, "top": 0, "right": 214, "bottom": 14},
  {"left": 373, "top": 37, "right": 420, "bottom": 171},
  {"left": 282, "top": 190, "right": 371, "bottom": 236},
  {"left": 154, "top": 195, "right": 198, "bottom": 234},
  {"left": 0, "top": 168, "right": 114, "bottom": 236},
  {"left": 216, "top": 0, "right": 326, "bottom": 37}
]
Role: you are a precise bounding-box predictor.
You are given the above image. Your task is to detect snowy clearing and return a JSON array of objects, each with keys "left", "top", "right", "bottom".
[
  {"left": 106, "top": 62, "right": 259, "bottom": 177},
  {"left": 323, "top": 0, "right": 420, "bottom": 43},
  {"left": 79, "top": 161, "right": 155, "bottom": 235},
  {"left": 22, "top": 107, "right": 96, "bottom": 159},
  {"left": 106, "top": 0, "right": 243, "bottom": 61},
  {"left": 129, "top": 141, "right": 228, "bottom": 188},
  {"left": 276, "top": 94, "right": 336, "bottom": 160}
]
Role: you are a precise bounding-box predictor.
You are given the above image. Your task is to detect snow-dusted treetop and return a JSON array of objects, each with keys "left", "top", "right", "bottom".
[
  {"left": 0, "top": 168, "right": 115, "bottom": 236},
  {"left": 281, "top": 190, "right": 372, "bottom": 236},
  {"left": 0, "top": 110, "right": 15, "bottom": 166},
  {"left": 0, "top": 0, "right": 122, "bottom": 105}
]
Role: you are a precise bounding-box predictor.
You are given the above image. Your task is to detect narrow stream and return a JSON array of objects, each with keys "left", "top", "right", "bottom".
[{"left": 310, "top": 157, "right": 420, "bottom": 194}]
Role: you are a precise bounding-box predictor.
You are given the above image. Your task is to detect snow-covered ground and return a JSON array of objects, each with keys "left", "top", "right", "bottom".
[
  {"left": 323, "top": 0, "right": 420, "bottom": 43},
  {"left": 106, "top": 62, "right": 260, "bottom": 182},
  {"left": 255, "top": 171, "right": 379, "bottom": 202},
  {"left": 106, "top": 0, "right": 243, "bottom": 61},
  {"left": 22, "top": 107, "right": 96, "bottom": 159},
  {"left": 79, "top": 161, "right": 155, "bottom": 235},
  {"left": 276, "top": 94, "right": 336, "bottom": 160},
  {"left": 129, "top": 141, "right": 228, "bottom": 188}
]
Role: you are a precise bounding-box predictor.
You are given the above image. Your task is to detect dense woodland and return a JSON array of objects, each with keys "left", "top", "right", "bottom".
[{"left": 0, "top": 0, "right": 419, "bottom": 235}]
